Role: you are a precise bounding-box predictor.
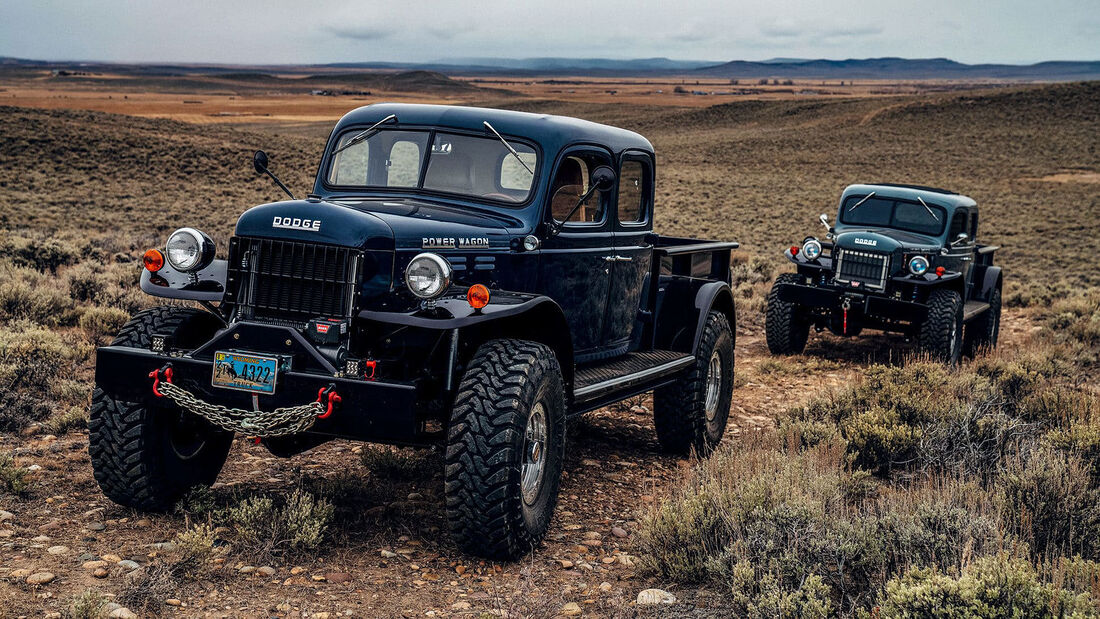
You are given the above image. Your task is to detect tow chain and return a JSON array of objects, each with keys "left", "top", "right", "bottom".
[{"left": 148, "top": 365, "right": 339, "bottom": 437}]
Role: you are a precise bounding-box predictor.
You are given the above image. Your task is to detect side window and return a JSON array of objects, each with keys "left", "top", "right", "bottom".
[
  {"left": 616, "top": 160, "right": 647, "bottom": 224},
  {"left": 948, "top": 209, "right": 968, "bottom": 240},
  {"left": 549, "top": 153, "right": 608, "bottom": 224},
  {"left": 969, "top": 211, "right": 979, "bottom": 240},
  {"left": 386, "top": 140, "right": 421, "bottom": 187}
]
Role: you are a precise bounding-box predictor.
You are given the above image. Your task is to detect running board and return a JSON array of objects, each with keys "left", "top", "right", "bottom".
[
  {"left": 572, "top": 350, "right": 694, "bottom": 414},
  {"left": 963, "top": 301, "right": 990, "bottom": 322}
]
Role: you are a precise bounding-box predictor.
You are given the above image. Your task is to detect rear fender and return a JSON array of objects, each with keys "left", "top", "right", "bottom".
[
  {"left": 692, "top": 282, "right": 736, "bottom": 355},
  {"left": 974, "top": 266, "right": 1003, "bottom": 301}
]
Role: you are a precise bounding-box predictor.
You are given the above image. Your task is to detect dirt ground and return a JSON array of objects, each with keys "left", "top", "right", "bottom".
[{"left": 0, "top": 311, "right": 1037, "bottom": 617}]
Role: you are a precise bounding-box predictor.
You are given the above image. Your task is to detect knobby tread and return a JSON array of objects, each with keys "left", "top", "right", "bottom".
[
  {"left": 766, "top": 273, "right": 811, "bottom": 355},
  {"left": 653, "top": 311, "right": 734, "bottom": 456},
  {"left": 918, "top": 288, "right": 964, "bottom": 363},
  {"left": 964, "top": 286, "right": 1001, "bottom": 357},
  {"left": 89, "top": 306, "right": 231, "bottom": 511},
  {"left": 444, "top": 339, "right": 565, "bottom": 560}
]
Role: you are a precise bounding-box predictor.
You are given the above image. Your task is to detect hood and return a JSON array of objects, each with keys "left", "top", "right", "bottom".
[
  {"left": 834, "top": 228, "right": 940, "bottom": 255},
  {"left": 235, "top": 199, "right": 395, "bottom": 250},
  {"left": 330, "top": 197, "right": 521, "bottom": 251}
]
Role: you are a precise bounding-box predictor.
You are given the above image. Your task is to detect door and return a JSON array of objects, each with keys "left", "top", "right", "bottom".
[
  {"left": 603, "top": 153, "right": 655, "bottom": 352},
  {"left": 941, "top": 208, "right": 975, "bottom": 297},
  {"left": 538, "top": 149, "right": 615, "bottom": 357}
]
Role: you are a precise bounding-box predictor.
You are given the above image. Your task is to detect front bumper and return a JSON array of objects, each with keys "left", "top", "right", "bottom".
[
  {"left": 95, "top": 345, "right": 420, "bottom": 443},
  {"left": 775, "top": 282, "right": 928, "bottom": 323}
]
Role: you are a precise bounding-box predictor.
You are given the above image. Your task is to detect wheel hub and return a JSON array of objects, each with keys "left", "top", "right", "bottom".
[
  {"left": 704, "top": 350, "right": 722, "bottom": 423},
  {"left": 520, "top": 402, "right": 548, "bottom": 506}
]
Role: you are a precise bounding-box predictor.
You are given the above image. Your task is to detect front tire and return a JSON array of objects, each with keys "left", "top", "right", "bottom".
[
  {"left": 444, "top": 339, "right": 566, "bottom": 560},
  {"left": 964, "top": 286, "right": 1001, "bottom": 357},
  {"left": 766, "top": 273, "right": 811, "bottom": 354},
  {"left": 653, "top": 311, "right": 735, "bottom": 456},
  {"left": 917, "top": 289, "right": 964, "bottom": 364},
  {"left": 89, "top": 307, "right": 233, "bottom": 511}
]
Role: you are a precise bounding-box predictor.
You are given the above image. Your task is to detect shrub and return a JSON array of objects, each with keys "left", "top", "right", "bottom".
[
  {"left": 0, "top": 264, "right": 78, "bottom": 326},
  {"left": 0, "top": 321, "right": 91, "bottom": 431},
  {"left": 42, "top": 405, "right": 88, "bottom": 435},
  {"left": 999, "top": 448, "right": 1100, "bottom": 561},
  {"left": 173, "top": 523, "right": 217, "bottom": 580},
  {"left": 878, "top": 555, "right": 1098, "bottom": 618},
  {"left": 1, "top": 236, "right": 80, "bottom": 273},
  {"left": 360, "top": 445, "right": 437, "bottom": 481},
  {"left": 0, "top": 452, "right": 30, "bottom": 495},
  {"left": 68, "top": 588, "right": 109, "bottom": 619},
  {"left": 228, "top": 488, "right": 334, "bottom": 559},
  {"left": 79, "top": 306, "right": 129, "bottom": 343}
]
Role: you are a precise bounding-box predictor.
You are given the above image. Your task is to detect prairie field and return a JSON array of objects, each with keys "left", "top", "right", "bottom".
[{"left": 0, "top": 76, "right": 1098, "bottom": 616}]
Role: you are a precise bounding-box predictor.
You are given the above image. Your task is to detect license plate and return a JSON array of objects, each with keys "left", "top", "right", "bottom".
[{"left": 212, "top": 351, "right": 278, "bottom": 394}]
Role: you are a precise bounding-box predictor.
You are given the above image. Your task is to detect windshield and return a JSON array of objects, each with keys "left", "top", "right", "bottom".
[
  {"left": 840, "top": 195, "right": 946, "bottom": 236},
  {"left": 326, "top": 129, "right": 538, "bottom": 204}
]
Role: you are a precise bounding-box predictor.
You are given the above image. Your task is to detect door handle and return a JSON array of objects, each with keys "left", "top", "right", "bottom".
[{"left": 614, "top": 255, "right": 633, "bottom": 262}]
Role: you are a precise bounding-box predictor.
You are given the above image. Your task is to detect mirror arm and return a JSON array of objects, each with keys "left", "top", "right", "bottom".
[
  {"left": 548, "top": 185, "right": 599, "bottom": 238},
  {"left": 261, "top": 167, "right": 295, "bottom": 200}
]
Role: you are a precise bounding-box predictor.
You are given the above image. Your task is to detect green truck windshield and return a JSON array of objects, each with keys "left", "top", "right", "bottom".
[
  {"left": 326, "top": 129, "right": 538, "bottom": 204},
  {"left": 840, "top": 195, "right": 946, "bottom": 236}
]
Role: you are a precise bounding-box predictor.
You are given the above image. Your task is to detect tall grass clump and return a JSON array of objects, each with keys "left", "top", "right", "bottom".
[
  {"left": 0, "top": 320, "right": 91, "bottom": 431},
  {"left": 228, "top": 488, "right": 334, "bottom": 560}
]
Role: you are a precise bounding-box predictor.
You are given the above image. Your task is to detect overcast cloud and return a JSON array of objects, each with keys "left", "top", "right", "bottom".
[{"left": 0, "top": 0, "right": 1096, "bottom": 65}]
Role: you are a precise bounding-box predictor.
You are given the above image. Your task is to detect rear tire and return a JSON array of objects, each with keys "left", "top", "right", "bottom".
[
  {"left": 444, "top": 339, "right": 566, "bottom": 560},
  {"left": 653, "top": 311, "right": 734, "bottom": 456},
  {"left": 917, "top": 289, "right": 964, "bottom": 364},
  {"left": 964, "top": 286, "right": 1001, "bottom": 357},
  {"left": 766, "top": 273, "right": 811, "bottom": 354},
  {"left": 89, "top": 307, "right": 233, "bottom": 511}
]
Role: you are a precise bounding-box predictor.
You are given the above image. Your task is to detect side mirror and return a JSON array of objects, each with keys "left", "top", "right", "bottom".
[
  {"left": 253, "top": 150, "right": 269, "bottom": 174},
  {"left": 590, "top": 166, "right": 616, "bottom": 192},
  {"left": 819, "top": 213, "right": 830, "bottom": 229}
]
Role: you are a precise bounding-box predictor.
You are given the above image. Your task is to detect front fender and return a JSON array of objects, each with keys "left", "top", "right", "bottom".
[{"left": 141, "top": 260, "right": 227, "bottom": 302}]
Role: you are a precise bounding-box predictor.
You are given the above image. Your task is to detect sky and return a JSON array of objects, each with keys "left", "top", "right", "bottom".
[{"left": 0, "top": 0, "right": 1097, "bottom": 65}]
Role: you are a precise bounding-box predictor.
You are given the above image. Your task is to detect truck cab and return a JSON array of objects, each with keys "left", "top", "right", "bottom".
[
  {"left": 766, "top": 183, "right": 1002, "bottom": 362},
  {"left": 91, "top": 104, "right": 739, "bottom": 560}
]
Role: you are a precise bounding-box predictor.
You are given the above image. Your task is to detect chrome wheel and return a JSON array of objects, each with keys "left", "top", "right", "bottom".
[
  {"left": 520, "top": 402, "right": 547, "bottom": 506},
  {"left": 704, "top": 350, "right": 722, "bottom": 423}
]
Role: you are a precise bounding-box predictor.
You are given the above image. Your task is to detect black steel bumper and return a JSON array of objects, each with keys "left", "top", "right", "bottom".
[
  {"left": 94, "top": 346, "right": 420, "bottom": 443},
  {"left": 775, "top": 282, "right": 928, "bottom": 323}
]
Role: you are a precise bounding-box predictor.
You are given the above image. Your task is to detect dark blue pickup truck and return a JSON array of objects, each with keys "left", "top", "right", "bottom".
[
  {"left": 767, "top": 183, "right": 1002, "bottom": 363},
  {"left": 90, "top": 104, "right": 738, "bottom": 559}
]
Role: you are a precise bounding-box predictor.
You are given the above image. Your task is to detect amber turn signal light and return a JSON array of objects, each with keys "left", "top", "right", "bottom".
[
  {"left": 143, "top": 249, "right": 165, "bottom": 272},
  {"left": 467, "top": 284, "right": 490, "bottom": 310}
]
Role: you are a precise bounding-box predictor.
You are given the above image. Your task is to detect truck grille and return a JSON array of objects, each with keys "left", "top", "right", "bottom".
[
  {"left": 834, "top": 248, "right": 890, "bottom": 290},
  {"left": 226, "top": 237, "right": 362, "bottom": 325}
]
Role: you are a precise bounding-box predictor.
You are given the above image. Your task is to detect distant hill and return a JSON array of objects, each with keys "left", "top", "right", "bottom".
[
  {"left": 693, "top": 57, "right": 1100, "bottom": 80},
  {"left": 2, "top": 55, "right": 1098, "bottom": 80}
]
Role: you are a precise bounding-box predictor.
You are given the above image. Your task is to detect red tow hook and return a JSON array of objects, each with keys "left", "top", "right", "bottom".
[
  {"left": 149, "top": 364, "right": 174, "bottom": 397},
  {"left": 842, "top": 297, "right": 852, "bottom": 336},
  {"left": 315, "top": 384, "right": 342, "bottom": 419}
]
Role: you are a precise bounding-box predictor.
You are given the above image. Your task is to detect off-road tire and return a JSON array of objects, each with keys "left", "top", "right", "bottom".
[
  {"left": 917, "top": 289, "right": 964, "bottom": 364},
  {"left": 653, "top": 311, "right": 735, "bottom": 456},
  {"left": 89, "top": 307, "right": 233, "bottom": 511},
  {"left": 444, "top": 339, "right": 566, "bottom": 560},
  {"left": 964, "top": 286, "right": 1002, "bottom": 357},
  {"left": 766, "top": 273, "right": 811, "bottom": 354}
]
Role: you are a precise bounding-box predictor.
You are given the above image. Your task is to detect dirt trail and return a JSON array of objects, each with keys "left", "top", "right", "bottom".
[{"left": 0, "top": 310, "right": 1035, "bottom": 616}]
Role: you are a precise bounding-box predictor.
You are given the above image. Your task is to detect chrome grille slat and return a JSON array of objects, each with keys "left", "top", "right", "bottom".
[{"left": 835, "top": 248, "right": 890, "bottom": 290}]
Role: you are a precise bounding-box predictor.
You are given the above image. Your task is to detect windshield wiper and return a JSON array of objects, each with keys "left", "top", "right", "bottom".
[
  {"left": 847, "top": 191, "right": 876, "bottom": 212},
  {"left": 483, "top": 121, "right": 534, "bottom": 174},
  {"left": 332, "top": 114, "right": 397, "bottom": 156},
  {"left": 916, "top": 196, "right": 940, "bottom": 221}
]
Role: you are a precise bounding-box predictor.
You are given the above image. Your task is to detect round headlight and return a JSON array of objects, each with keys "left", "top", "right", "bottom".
[
  {"left": 908, "top": 255, "right": 930, "bottom": 276},
  {"left": 802, "top": 238, "right": 822, "bottom": 261},
  {"left": 404, "top": 253, "right": 453, "bottom": 299},
  {"left": 165, "top": 228, "right": 214, "bottom": 272}
]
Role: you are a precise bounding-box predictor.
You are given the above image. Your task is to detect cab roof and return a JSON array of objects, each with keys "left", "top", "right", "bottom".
[
  {"left": 842, "top": 183, "right": 977, "bottom": 210},
  {"left": 331, "top": 103, "right": 653, "bottom": 157}
]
